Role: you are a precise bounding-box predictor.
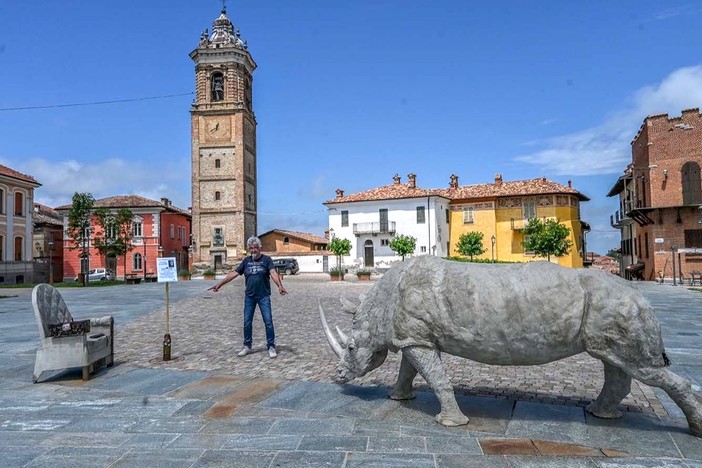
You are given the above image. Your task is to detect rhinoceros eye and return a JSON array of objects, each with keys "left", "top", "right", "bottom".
[{"left": 348, "top": 339, "right": 356, "bottom": 351}]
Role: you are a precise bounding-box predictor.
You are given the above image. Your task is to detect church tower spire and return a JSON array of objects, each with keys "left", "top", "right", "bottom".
[{"left": 189, "top": 6, "right": 258, "bottom": 268}]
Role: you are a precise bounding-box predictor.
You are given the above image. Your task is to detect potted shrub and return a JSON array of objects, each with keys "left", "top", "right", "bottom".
[
  {"left": 178, "top": 269, "right": 192, "bottom": 281},
  {"left": 202, "top": 269, "right": 216, "bottom": 280},
  {"left": 356, "top": 269, "right": 372, "bottom": 281},
  {"left": 329, "top": 267, "right": 345, "bottom": 282}
]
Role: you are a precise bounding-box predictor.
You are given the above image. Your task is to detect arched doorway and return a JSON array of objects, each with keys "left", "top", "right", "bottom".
[{"left": 364, "top": 240, "right": 374, "bottom": 268}]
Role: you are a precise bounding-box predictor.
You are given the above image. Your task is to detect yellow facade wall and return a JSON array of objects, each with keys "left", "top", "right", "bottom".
[{"left": 448, "top": 195, "right": 585, "bottom": 268}]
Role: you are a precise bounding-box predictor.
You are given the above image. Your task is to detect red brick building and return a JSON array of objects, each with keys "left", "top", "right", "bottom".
[
  {"left": 56, "top": 196, "right": 191, "bottom": 281},
  {"left": 608, "top": 108, "right": 702, "bottom": 282}
]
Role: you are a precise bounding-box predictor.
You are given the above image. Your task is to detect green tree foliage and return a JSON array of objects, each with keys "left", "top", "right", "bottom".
[
  {"left": 455, "top": 231, "right": 487, "bottom": 260},
  {"left": 93, "top": 207, "right": 134, "bottom": 276},
  {"left": 606, "top": 249, "right": 621, "bottom": 261},
  {"left": 389, "top": 234, "right": 417, "bottom": 261},
  {"left": 66, "top": 192, "right": 95, "bottom": 252},
  {"left": 523, "top": 218, "right": 573, "bottom": 261},
  {"left": 328, "top": 237, "right": 352, "bottom": 271}
]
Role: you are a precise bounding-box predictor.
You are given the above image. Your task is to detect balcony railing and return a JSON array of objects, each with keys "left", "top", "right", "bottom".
[
  {"left": 510, "top": 218, "right": 527, "bottom": 230},
  {"left": 353, "top": 221, "right": 396, "bottom": 235}
]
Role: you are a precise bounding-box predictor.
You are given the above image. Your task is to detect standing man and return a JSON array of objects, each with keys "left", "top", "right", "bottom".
[{"left": 209, "top": 236, "right": 287, "bottom": 358}]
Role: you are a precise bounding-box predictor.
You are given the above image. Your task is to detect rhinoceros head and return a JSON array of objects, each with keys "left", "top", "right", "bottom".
[{"left": 319, "top": 299, "right": 388, "bottom": 383}]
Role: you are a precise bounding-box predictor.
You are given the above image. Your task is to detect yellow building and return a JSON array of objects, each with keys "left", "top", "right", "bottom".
[{"left": 446, "top": 174, "right": 590, "bottom": 267}]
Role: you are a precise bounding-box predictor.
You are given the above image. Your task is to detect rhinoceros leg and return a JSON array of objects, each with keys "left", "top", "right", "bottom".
[
  {"left": 389, "top": 354, "right": 418, "bottom": 400},
  {"left": 402, "top": 346, "right": 469, "bottom": 427},
  {"left": 625, "top": 365, "right": 702, "bottom": 437},
  {"left": 586, "top": 362, "right": 631, "bottom": 419}
]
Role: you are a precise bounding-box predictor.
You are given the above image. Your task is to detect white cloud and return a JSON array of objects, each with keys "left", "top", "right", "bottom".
[
  {"left": 515, "top": 65, "right": 702, "bottom": 176},
  {"left": 2, "top": 157, "right": 190, "bottom": 209}
]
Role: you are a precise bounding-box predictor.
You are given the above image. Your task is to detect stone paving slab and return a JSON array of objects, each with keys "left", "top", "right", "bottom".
[{"left": 1, "top": 277, "right": 702, "bottom": 466}]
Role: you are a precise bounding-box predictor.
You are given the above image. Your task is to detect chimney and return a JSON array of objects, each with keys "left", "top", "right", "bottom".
[
  {"left": 541, "top": 177, "right": 547, "bottom": 183},
  {"left": 161, "top": 197, "right": 171, "bottom": 207},
  {"left": 568, "top": 179, "right": 572, "bottom": 188},
  {"left": 335, "top": 188, "right": 344, "bottom": 199},
  {"left": 407, "top": 173, "right": 417, "bottom": 189},
  {"left": 393, "top": 174, "right": 401, "bottom": 185},
  {"left": 324, "top": 229, "right": 330, "bottom": 239},
  {"left": 494, "top": 174, "right": 503, "bottom": 187},
  {"left": 449, "top": 174, "right": 459, "bottom": 189}
]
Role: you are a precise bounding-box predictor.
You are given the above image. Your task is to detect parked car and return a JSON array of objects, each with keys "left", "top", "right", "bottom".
[
  {"left": 86, "top": 268, "right": 115, "bottom": 281},
  {"left": 273, "top": 258, "right": 299, "bottom": 275}
]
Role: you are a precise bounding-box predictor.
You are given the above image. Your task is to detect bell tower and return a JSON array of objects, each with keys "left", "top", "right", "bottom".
[{"left": 190, "top": 6, "right": 257, "bottom": 267}]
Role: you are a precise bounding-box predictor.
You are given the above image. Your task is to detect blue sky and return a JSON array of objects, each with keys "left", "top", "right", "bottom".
[{"left": 1, "top": 1, "right": 701, "bottom": 255}]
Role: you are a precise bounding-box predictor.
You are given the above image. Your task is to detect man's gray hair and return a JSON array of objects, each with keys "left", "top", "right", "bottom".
[{"left": 246, "top": 236, "right": 262, "bottom": 248}]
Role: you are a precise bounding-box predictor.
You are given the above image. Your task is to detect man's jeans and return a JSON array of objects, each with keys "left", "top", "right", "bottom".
[{"left": 243, "top": 295, "right": 275, "bottom": 349}]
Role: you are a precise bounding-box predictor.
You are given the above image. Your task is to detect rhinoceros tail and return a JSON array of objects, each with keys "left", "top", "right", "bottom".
[{"left": 663, "top": 351, "right": 671, "bottom": 367}]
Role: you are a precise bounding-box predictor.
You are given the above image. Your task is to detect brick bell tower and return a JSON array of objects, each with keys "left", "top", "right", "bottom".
[{"left": 190, "top": 6, "right": 257, "bottom": 268}]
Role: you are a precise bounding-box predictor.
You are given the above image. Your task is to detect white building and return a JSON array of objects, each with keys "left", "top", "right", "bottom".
[
  {"left": 324, "top": 173, "right": 450, "bottom": 269},
  {"left": 0, "top": 164, "right": 41, "bottom": 284}
]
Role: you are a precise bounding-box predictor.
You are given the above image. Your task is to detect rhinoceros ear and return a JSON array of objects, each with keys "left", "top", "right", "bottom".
[{"left": 340, "top": 297, "right": 358, "bottom": 314}]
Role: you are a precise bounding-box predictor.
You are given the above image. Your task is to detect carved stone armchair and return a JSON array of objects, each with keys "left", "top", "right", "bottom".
[{"left": 32, "top": 284, "right": 114, "bottom": 383}]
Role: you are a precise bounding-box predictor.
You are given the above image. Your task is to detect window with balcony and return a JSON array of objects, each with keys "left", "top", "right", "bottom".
[
  {"left": 379, "top": 209, "right": 389, "bottom": 231},
  {"left": 682, "top": 162, "right": 702, "bottom": 205},
  {"left": 462, "top": 207, "right": 474, "bottom": 224},
  {"left": 341, "top": 210, "right": 349, "bottom": 227},
  {"left": 416, "top": 206, "right": 425, "bottom": 224}
]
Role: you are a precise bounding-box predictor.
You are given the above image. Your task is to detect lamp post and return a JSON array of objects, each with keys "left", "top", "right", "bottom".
[
  {"left": 491, "top": 234, "right": 496, "bottom": 261},
  {"left": 672, "top": 245, "right": 678, "bottom": 286},
  {"left": 48, "top": 237, "right": 54, "bottom": 284}
]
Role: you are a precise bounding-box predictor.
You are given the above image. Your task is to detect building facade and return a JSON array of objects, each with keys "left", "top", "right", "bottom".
[
  {"left": 190, "top": 7, "right": 258, "bottom": 269},
  {"left": 324, "top": 174, "right": 451, "bottom": 268},
  {"left": 0, "top": 164, "right": 41, "bottom": 284},
  {"left": 56, "top": 196, "right": 191, "bottom": 281},
  {"left": 259, "top": 229, "right": 331, "bottom": 273},
  {"left": 447, "top": 174, "right": 589, "bottom": 267},
  {"left": 608, "top": 108, "right": 702, "bottom": 282},
  {"left": 32, "top": 203, "right": 64, "bottom": 284},
  {"left": 325, "top": 173, "right": 589, "bottom": 269}
]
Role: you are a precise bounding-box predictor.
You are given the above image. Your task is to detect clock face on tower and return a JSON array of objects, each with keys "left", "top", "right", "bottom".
[{"left": 207, "top": 118, "right": 228, "bottom": 138}]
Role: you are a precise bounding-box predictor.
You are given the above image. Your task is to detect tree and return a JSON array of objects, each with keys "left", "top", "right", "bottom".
[
  {"left": 328, "top": 237, "right": 352, "bottom": 272},
  {"left": 523, "top": 218, "right": 573, "bottom": 261},
  {"left": 456, "top": 231, "right": 487, "bottom": 260},
  {"left": 389, "top": 234, "right": 417, "bottom": 261},
  {"left": 66, "top": 193, "right": 95, "bottom": 284},
  {"left": 93, "top": 207, "right": 134, "bottom": 278}
]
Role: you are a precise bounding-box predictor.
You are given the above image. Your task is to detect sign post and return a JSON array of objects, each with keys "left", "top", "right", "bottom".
[{"left": 157, "top": 257, "right": 178, "bottom": 360}]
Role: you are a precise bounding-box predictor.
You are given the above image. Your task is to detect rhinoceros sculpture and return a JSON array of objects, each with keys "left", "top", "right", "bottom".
[{"left": 320, "top": 256, "right": 702, "bottom": 437}]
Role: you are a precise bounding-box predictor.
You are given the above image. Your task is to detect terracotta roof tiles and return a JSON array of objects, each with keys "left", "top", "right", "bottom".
[
  {"left": 56, "top": 195, "right": 191, "bottom": 216},
  {"left": 325, "top": 176, "right": 589, "bottom": 204},
  {"left": 0, "top": 164, "right": 40, "bottom": 186},
  {"left": 260, "top": 229, "right": 328, "bottom": 245}
]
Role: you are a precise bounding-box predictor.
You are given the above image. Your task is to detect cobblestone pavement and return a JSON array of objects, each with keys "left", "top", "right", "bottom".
[{"left": 116, "top": 274, "right": 664, "bottom": 418}]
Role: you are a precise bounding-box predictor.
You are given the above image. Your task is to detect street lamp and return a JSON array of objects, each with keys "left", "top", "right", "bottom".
[
  {"left": 48, "top": 237, "right": 54, "bottom": 284},
  {"left": 491, "top": 235, "right": 496, "bottom": 261}
]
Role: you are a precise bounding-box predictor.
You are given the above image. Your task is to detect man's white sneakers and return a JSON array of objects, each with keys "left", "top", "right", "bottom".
[
  {"left": 237, "top": 346, "right": 252, "bottom": 357},
  {"left": 268, "top": 347, "right": 277, "bottom": 358}
]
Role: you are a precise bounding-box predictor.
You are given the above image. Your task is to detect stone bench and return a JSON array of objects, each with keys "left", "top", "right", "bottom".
[
  {"left": 32, "top": 284, "right": 114, "bottom": 383},
  {"left": 125, "top": 274, "right": 141, "bottom": 284}
]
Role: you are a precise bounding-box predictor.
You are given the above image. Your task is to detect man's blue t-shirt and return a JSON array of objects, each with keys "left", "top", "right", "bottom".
[{"left": 236, "top": 254, "right": 274, "bottom": 298}]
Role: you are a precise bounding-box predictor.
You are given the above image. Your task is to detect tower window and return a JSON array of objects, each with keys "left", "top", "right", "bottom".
[
  {"left": 211, "top": 73, "right": 224, "bottom": 102},
  {"left": 215, "top": 159, "right": 221, "bottom": 168},
  {"left": 215, "top": 191, "right": 221, "bottom": 201}
]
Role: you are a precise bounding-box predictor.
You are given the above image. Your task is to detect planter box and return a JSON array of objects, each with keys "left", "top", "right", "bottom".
[
  {"left": 203, "top": 275, "right": 215, "bottom": 280},
  {"left": 356, "top": 273, "right": 371, "bottom": 281},
  {"left": 178, "top": 275, "right": 191, "bottom": 281},
  {"left": 330, "top": 275, "right": 344, "bottom": 282}
]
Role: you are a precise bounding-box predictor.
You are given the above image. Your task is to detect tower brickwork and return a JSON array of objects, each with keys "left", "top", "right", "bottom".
[{"left": 190, "top": 8, "right": 257, "bottom": 267}]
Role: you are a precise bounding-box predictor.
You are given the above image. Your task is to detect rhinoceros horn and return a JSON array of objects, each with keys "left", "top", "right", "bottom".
[{"left": 319, "top": 300, "right": 344, "bottom": 358}]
